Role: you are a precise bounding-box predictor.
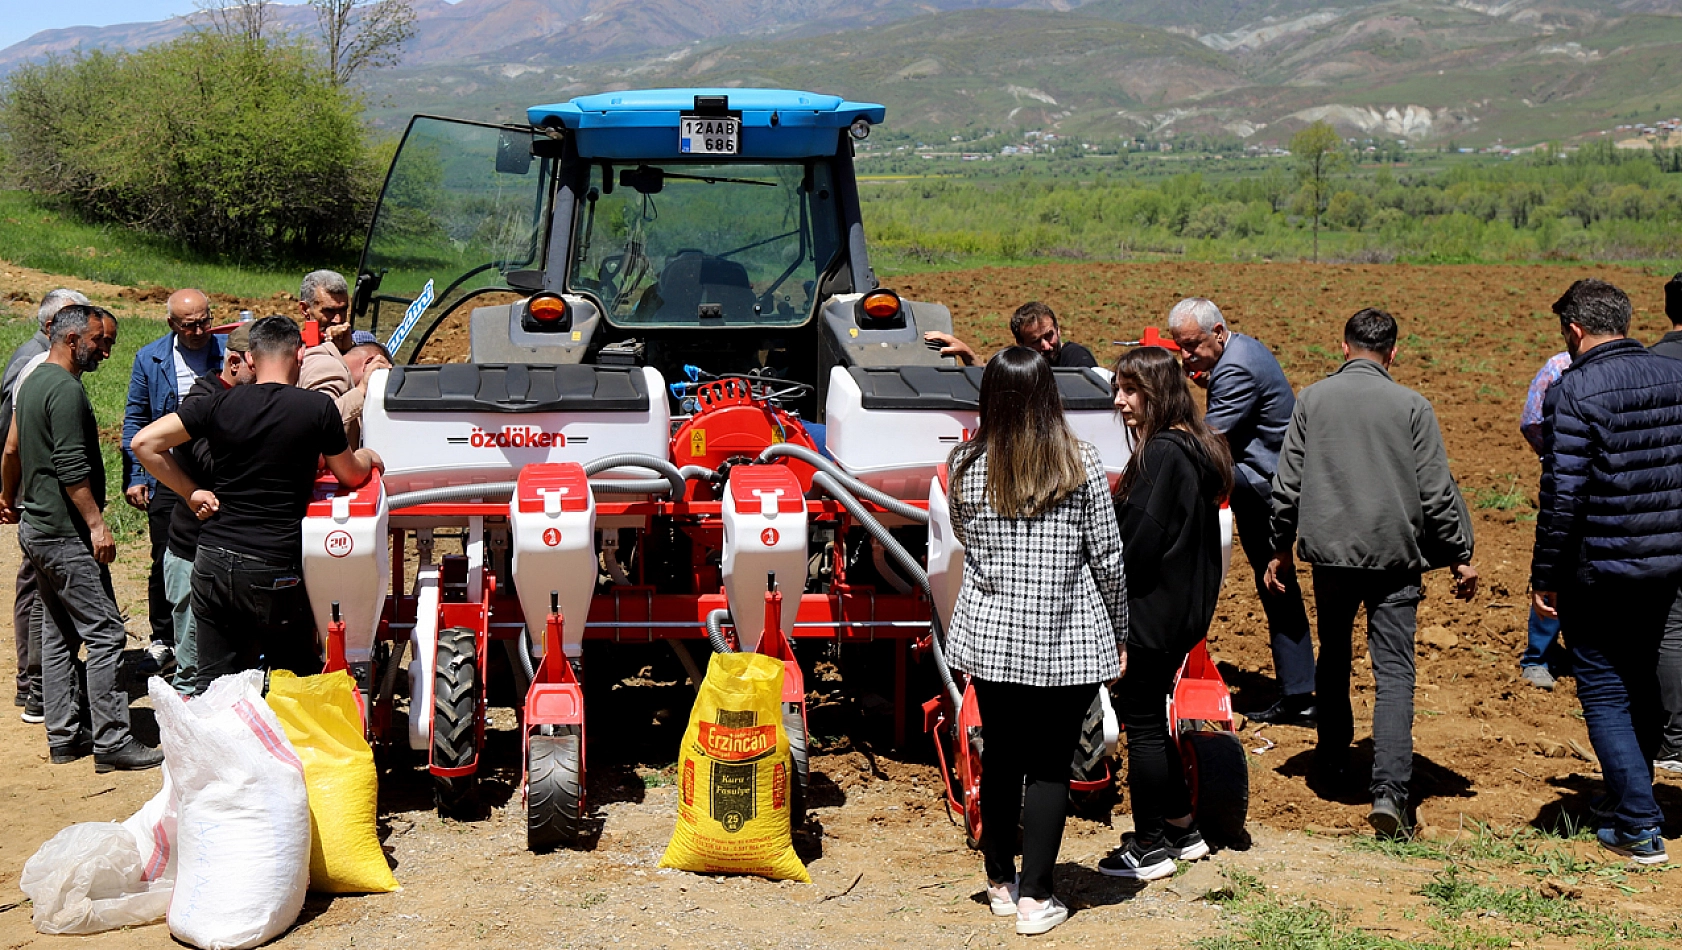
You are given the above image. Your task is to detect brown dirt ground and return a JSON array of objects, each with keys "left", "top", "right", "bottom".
[{"left": 3, "top": 261, "right": 1681, "bottom": 949}]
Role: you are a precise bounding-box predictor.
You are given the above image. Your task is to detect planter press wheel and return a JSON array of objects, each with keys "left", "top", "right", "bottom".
[
  {"left": 1183, "top": 730, "right": 1250, "bottom": 850},
  {"left": 1069, "top": 688, "right": 1116, "bottom": 819},
  {"left": 432, "top": 625, "right": 479, "bottom": 817},
  {"left": 783, "top": 703, "right": 810, "bottom": 830},
  {"left": 962, "top": 726, "right": 985, "bottom": 851},
  {"left": 527, "top": 725, "right": 585, "bottom": 851}
]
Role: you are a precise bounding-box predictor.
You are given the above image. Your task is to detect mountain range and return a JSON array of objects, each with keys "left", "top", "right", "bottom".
[{"left": 6, "top": 1, "right": 1682, "bottom": 147}]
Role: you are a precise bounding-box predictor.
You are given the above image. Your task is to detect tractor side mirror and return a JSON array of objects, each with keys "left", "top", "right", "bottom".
[
  {"left": 620, "top": 165, "right": 665, "bottom": 195},
  {"left": 496, "top": 130, "right": 533, "bottom": 175}
]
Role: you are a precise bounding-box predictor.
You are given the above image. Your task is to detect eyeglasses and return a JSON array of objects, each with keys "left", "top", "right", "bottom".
[{"left": 174, "top": 318, "right": 212, "bottom": 332}]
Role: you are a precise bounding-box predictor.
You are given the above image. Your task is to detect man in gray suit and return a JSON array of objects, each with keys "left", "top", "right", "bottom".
[{"left": 1168, "top": 298, "right": 1316, "bottom": 725}]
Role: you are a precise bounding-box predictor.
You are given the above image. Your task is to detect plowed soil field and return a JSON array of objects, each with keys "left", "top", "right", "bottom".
[{"left": 3, "top": 261, "right": 1680, "bottom": 950}]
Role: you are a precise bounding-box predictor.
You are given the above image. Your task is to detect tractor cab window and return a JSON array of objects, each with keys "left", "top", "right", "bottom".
[{"left": 568, "top": 161, "right": 841, "bottom": 328}]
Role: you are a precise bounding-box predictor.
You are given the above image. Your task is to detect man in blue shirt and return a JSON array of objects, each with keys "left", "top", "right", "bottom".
[
  {"left": 122, "top": 288, "right": 223, "bottom": 674},
  {"left": 1168, "top": 298, "right": 1316, "bottom": 726}
]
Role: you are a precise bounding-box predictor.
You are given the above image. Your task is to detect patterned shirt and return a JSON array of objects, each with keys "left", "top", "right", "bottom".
[
  {"left": 944, "top": 442, "right": 1129, "bottom": 687},
  {"left": 1520, "top": 352, "right": 1571, "bottom": 456}
]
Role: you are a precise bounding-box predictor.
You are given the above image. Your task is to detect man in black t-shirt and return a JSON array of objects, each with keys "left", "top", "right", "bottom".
[
  {"left": 923, "top": 301, "right": 1099, "bottom": 369},
  {"left": 132, "top": 316, "right": 382, "bottom": 690}
]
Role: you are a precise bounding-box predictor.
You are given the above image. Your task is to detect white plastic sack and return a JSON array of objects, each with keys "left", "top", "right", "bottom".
[
  {"left": 123, "top": 763, "right": 178, "bottom": 883},
  {"left": 19, "top": 822, "right": 173, "bottom": 934},
  {"left": 153, "top": 671, "right": 312, "bottom": 950}
]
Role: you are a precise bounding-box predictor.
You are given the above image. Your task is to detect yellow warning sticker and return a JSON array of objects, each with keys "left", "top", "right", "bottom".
[
  {"left": 571, "top": 330, "right": 582, "bottom": 341},
  {"left": 848, "top": 327, "right": 859, "bottom": 338},
  {"left": 771, "top": 423, "right": 786, "bottom": 445},
  {"left": 690, "top": 429, "right": 707, "bottom": 457}
]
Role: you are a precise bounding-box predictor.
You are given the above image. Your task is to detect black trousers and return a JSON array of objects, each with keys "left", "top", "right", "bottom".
[
  {"left": 146, "top": 486, "right": 178, "bottom": 647},
  {"left": 973, "top": 679, "right": 1093, "bottom": 902},
  {"left": 13, "top": 556, "right": 37, "bottom": 698},
  {"left": 1312, "top": 566, "right": 1423, "bottom": 801},
  {"left": 191, "top": 545, "right": 318, "bottom": 692},
  {"left": 1118, "top": 645, "right": 1194, "bottom": 843},
  {"left": 1230, "top": 481, "right": 1316, "bottom": 697}
]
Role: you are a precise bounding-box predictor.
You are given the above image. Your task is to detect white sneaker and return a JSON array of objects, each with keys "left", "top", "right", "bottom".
[
  {"left": 1521, "top": 666, "right": 1555, "bottom": 691},
  {"left": 1015, "top": 896, "right": 1068, "bottom": 936},
  {"left": 987, "top": 878, "right": 1019, "bottom": 917}
]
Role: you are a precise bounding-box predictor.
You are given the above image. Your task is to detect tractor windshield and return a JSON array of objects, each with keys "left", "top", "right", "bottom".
[{"left": 568, "top": 161, "right": 842, "bottom": 328}]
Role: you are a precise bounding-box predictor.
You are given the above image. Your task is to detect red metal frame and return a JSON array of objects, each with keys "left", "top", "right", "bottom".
[
  {"left": 521, "top": 602, "right": 587, "bottom": 809},
  {"left": 925, "top": 638, "right": 1237, "bottom": 848}
]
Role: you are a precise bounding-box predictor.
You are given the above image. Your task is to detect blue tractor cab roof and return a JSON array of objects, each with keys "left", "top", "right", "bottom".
[{"left": 528, "top": 88, "right": 886, "bottom": 161}]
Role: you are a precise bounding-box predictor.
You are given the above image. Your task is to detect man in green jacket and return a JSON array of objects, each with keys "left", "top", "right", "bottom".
[
  {"left": 0, "top": 305, "right": 161, "bottom": 771},
  {"left": 1264, "top": 308, "right": 1477, "bottom": 838}
]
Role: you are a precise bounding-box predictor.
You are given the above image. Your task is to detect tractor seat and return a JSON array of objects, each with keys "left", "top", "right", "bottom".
[{"left": 640, "top": 250, "right": 756, "bottom": 322}]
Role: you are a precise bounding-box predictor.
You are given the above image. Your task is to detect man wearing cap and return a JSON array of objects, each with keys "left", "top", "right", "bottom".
[
  {"left": 160, "top": 325, "right": 255, "bottom": 694},
  {"left": 123, "top": 288, "right": 223, "bottom": 674}
]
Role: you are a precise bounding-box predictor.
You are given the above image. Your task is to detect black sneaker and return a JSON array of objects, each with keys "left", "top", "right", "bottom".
[
  {"left": 50, "top": 734, "right": 94, "bottom": 764},
  {"left": 93, "top": 739, "right": 164, "bottom": 773},
  {"left": 1249, "top": 693, "right": 1317, "bottom": 726},
  {"left": 13, "top": 687, "right": 25, "bottom": 708},
  {"left": 1369, "top": 795, "right": 1412, "bottom": 839},
  {"left": 1098, "top": 838, "right": 1176, "bottom": 881},
  {"left": 1120, "top": 824, "right": 1210, "bottom": 861},
  {"left": 20, "top": 694, "right": 44, "bottom": 724}
]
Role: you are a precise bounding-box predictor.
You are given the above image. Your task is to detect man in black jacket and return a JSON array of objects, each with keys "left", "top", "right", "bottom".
[
  {"left": 1652, "top": 273, "right": 1682, "bottom": 361},
  {"left": 1532, "top": 278, "right": 1682, "bottom": 865},
  {"left": 1266, "top": 309, "right": 1477, "bottom": 839},
  {"left": 160, "top": 324, "right": 254, "bottom": 695}
]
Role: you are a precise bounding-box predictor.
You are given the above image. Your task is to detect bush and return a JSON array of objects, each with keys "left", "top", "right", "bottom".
[{"left": 0, "top": 32, "right": 376, "bottom": 259}]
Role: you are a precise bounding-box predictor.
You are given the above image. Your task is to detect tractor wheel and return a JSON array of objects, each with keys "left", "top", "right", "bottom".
[
  {"left": 1184, "top": 730, "right": 1250, "bottom": 850},
  {"left": 783, "top": 704, "right": 810, "bottom": 831},
  {"left": 962, "top": 726, "right": 985, "bottom": 851},
  {"left": 432, "top": 626, "right": 479, "bottom": 818},
  {"left": 1069, "top": 688, "right": 1115, "bottom": 819},
  {"left": 527, "top": 726, "right": 584, "bottom": 851}
]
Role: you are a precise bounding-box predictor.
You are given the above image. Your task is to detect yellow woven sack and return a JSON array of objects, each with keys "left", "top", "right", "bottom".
[
  {"left": 266, "top": 670, "right": 399, "bottom": 894},
  {"left": 659, "top": 652, "right": 809, "bottom": 883}
]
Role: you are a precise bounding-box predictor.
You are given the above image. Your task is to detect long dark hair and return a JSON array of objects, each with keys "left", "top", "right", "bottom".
[
  {"left": 1112, "top": 346, "right": 1233, "bottom": 503},
  {"left": 949, "top": 346, "right": 1086, "bottom": 519}
]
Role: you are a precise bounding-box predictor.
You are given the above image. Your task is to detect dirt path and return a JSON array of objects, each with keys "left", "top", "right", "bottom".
[{"left": 3, "top": 261, "right": 1681, "bottom": 948}]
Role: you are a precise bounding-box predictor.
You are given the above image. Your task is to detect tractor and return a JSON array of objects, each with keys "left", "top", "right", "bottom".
[{"left": 303, "top": 87, "right": 1240, "bottom": 853}]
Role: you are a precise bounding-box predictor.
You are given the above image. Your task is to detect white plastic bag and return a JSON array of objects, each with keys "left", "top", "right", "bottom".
[
  {"left": 122, "top": 763, "right": 178, "bottom": 884},
  {"left": 153, "top": 671, "right": 312, "bottom": 950},
  {"left": 19, "top": 822, "right": 173, "bottom": 934}
]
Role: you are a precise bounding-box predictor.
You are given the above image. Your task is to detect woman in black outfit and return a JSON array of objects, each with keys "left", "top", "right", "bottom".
[{"left": 1097, "top": 345, "right": 1233, "bottom": 882}]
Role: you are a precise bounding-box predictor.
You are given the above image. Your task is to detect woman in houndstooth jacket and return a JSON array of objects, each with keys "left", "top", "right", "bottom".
[{"left": 944, "top": 346, "right": 1130, "bottom": 936}]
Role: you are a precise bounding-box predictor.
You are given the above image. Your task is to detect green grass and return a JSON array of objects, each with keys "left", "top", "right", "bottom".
[
  {"left": 0, "top": 312, "right": 161, "bottom": 541},
  {"left": 1205, "top": 825, "right": 1680, "bottom": 950},
  {"left": 0, "top": 191, "right": 328, "bottom": 300},
  {"left": 1469, "top": 476, "right": 1529, "bottom": 512}
]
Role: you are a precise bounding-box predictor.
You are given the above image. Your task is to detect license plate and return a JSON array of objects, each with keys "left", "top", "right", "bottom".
[{"left": 680, "top": 116, "right": 739, "bottom": 155}]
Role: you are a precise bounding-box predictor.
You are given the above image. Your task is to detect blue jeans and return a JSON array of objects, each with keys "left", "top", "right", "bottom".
[
  {"left": 1521, "top": 606, "right": 1565, "bottom": 670},
  {"left": 1560, "top": 581, "right": 1674, "bottom": 834}
]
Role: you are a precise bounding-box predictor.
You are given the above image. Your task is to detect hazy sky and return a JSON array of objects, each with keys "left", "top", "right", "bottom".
[
  {"left": 0, "top": 1, "right": 464, "bottom": 52},
  {"left": 1, "top": 3, "right": 201, "bottom": 51}
]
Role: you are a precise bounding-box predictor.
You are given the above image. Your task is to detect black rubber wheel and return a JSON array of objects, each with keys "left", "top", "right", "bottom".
[
  {"left": 527, "top": 726, "right": 584, "bottom": 851},
  {"left": 783, "top": 703, "right": 810, "bottom": 830},
  {"left": 963, "top": 726, "right": 985, "bottom": 851},
  {"left": 1184, "top": 730, "right": 1250, "bottom": 850},
  {"left": 1069, "top": 688, "right": 1115, "bottom": 818},
  {"left": 432, "top": 626, "right": 479, "bottom": 817}
]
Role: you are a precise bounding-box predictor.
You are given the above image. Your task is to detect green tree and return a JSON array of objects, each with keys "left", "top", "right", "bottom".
[
  {"left": 1290, "top": 121, "right": 1350, "bottom": 262},
  {"left": 0, "top": 32, "right": 375, "bottom": 258},
  {"left": 311, "top": 0, "right": 417, "bottom": 87}
]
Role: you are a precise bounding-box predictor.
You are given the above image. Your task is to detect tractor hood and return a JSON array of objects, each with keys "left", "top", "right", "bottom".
[{"left": 527, "top": 88, "right": 886, "bottom": 160}]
